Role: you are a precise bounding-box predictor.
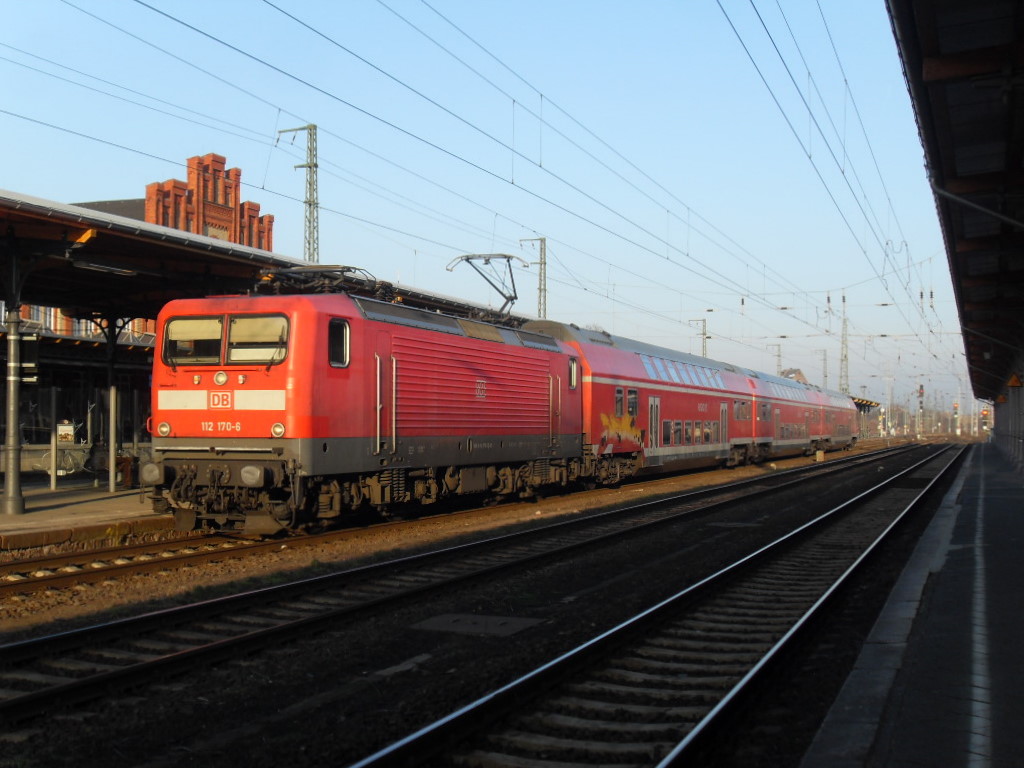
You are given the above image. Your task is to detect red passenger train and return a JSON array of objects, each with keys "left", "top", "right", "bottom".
[{"left": 141, "top": 287, "right": 858, "bottom": 533}]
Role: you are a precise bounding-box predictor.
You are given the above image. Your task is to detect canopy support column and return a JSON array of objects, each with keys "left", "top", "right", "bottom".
[{"left": 3, "top": 303, "right": 23, "bottom": 515}]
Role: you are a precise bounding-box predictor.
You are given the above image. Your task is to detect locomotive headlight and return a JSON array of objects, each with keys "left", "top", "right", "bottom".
[
  {"left": 140, "top": 462, "right": 164, "bottom": 485},
  {"left": 240, "top": 465, "right": 264, "bottom": 487},
  {"left": 214, "top": 371, "right": 228, "bottom": 385},
  {"left": 157, "top": 422, "right": 172, "bottom": 437},
  {"left": 271, "top": 422, "right": 286, "bottom": 438}
]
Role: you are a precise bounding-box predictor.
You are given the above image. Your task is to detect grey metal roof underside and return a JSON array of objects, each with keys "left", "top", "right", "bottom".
[
  {"left": 0, "top": 188, "right": 303, "bottom": 319},
  {"left": 887, "top": 0, "right": 1024, "bottom": 401}
]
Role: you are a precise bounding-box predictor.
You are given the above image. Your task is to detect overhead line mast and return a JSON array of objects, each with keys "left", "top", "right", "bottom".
[
  {"left": 840, "top": 295, "right": 850, "bottom": 393},
  {"left": 279, "top": 124, "right": 319, "bottom": 263},
  {"left": 520, "top": 237, "right": 547, "bottom": 319}
]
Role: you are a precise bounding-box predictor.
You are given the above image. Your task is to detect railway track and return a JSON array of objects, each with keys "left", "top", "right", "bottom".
[
  {"left": 0, "top": 444, "right": 919, "bottom": 725},
  {"left": 0, "top": 445, "right": 912, "bottom": 599},
  {"left": 0, "top": 534, "right": 254, "bottom": 596},
  {"left": 349, "top": 444, "right": 964, "bottom": 768}
]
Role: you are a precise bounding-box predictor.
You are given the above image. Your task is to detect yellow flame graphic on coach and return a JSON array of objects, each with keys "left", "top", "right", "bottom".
[{"left": 600, "top": 412, "right": 641, "bottom": 445}]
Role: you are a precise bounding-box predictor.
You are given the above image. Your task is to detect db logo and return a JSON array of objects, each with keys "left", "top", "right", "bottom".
[{"left": 209, "top": 391, "right": 233, "bottom": 409}]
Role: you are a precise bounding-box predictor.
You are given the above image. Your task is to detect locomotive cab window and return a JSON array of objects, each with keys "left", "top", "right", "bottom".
[
  {"left": 615, "top": 387, "right": 624, "bottom": 418},
  {"left": 329, "top": 318, "right": 350, "bottom": 368},
  {"left": 164, "top": 316, "right": 223, "bottom": 365},
  {"left": 227, "top": 315, "right": 289, "bottom": 364}
]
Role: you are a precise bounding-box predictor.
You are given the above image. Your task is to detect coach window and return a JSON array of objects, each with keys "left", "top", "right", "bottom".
[
  {"left": 627, "top": 388, "right": 639, "bottom": 417},
  {"left": 569, "top": 358, "right": 578, "bottom": 389},
  {"left": 615, "top": 387, "right": 624, "bottom": 417},
  {"left": 662, "top": 419, "right": 673, "bottom": 445},
  {"left": 684, "top": 421, "right": 693, "bottom": 445},
  {"left": 673, "top": 420, "right": 683, "bottom": 445},
  {"left": 653, "top": 358, "right": 669, "bottom": 380},
  {"left": 693, "top": 420, "right": 703, "bottom": 445},
  {"left": 329, "top": 318, "right": 350, "bottom": 368}
]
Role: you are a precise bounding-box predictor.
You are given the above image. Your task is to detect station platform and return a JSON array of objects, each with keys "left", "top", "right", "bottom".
[
  {"left": 803, "top": 441, "right": 1022, "bottom": 767},
  {"left": 0, "top": 477, "right": 170, "bottom": 552}
]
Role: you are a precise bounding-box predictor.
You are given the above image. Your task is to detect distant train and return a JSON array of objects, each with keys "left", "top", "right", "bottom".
[{"left": 141, "top": 287, "right": 858, "bottom": 533}]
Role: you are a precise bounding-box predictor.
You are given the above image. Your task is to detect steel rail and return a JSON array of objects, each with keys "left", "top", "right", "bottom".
[
  {"left": 0, "top": 445, "right": 912, "bottom": 598},
  {"left": 0, "top": 443, "right": 924, "bottom": 725},
  {"left": 345, "top": 445, "right": 963, "bottom": 768},
  {"left": 0, "top": 534, "right": 247, "bottom": 596},
  {"left": 1, "top": 443, "right": 914, "bottom": 657}
]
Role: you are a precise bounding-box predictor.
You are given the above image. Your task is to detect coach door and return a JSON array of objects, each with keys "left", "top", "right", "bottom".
[
  {"left": 374, "top": 331, "right": 396, "bottom": 455},
  {"left": 720, "top": 402, "right": 728, "bottom": 445},
  {"left": 648, "top": 396, "right": 661, "bottom": 451}
]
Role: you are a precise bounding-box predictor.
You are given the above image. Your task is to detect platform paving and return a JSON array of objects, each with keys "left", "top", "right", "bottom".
[
  {"left": 802, "top": 441, "right": 1022, "bottom": 767},
  {"left": 0, "top": 476, "right": 170, "bottom": 551}
]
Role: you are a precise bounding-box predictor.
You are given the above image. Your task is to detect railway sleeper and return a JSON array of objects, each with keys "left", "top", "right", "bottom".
[
  {"left": 548, "top": 695, "right": 706, "bottom": 721},
  {"left": 483, "top": 730, "right": 677, "bottom": 762},
  {"left": 519, "top": 712, "right": 685, "bottom": 736}
]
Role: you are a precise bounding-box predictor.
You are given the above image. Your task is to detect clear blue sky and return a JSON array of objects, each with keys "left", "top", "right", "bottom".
[{"left": 0, "top": 0, "right": 971, "bottom": 416}]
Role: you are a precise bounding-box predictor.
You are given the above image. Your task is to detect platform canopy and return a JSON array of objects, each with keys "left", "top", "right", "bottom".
[
  {"left": 0, "top": 189, "right": 303, "bottom": 320},
  {"left": 851, "top": 396, "right": 880, "bottom": 413},
  {"left": 0, "top": 189, "right": 530, "bottom": 328},
  {"left": 888, "top": 0, "right": 1024, "bottom": 401}
]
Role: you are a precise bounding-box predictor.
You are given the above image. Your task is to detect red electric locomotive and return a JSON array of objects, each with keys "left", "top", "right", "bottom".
[
  {"left": 142, "top": 283, "right": 858, "bottom": 532},
  {"left": 143, "top": 292, "right": 584, "bottom": 533}
]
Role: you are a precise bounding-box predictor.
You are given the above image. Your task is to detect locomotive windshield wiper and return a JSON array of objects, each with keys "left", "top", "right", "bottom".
[{"left": 265, "top": 328, "right": 287, "bottom": 372}]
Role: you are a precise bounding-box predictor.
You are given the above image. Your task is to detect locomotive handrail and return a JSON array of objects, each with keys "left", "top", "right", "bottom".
[
  {"left": 548, "top": 374, "right": 554, "bottom": 445},
  {"left": 374, "top": 352, "right": 382, "bottom": 456},
  {"left": 392, "top": 355, "right": 397, "bottom": 455},
  {"left": 153, "top": 446, "right": 282, "bottom": 453}
]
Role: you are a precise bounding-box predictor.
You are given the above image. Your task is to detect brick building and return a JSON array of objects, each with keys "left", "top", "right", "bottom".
[
  {"left": 57, "top": 153, "right": 276, "bottom": 338},
  {"left": 145, "top": 153, "right": 274, "bottom": 250}
]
